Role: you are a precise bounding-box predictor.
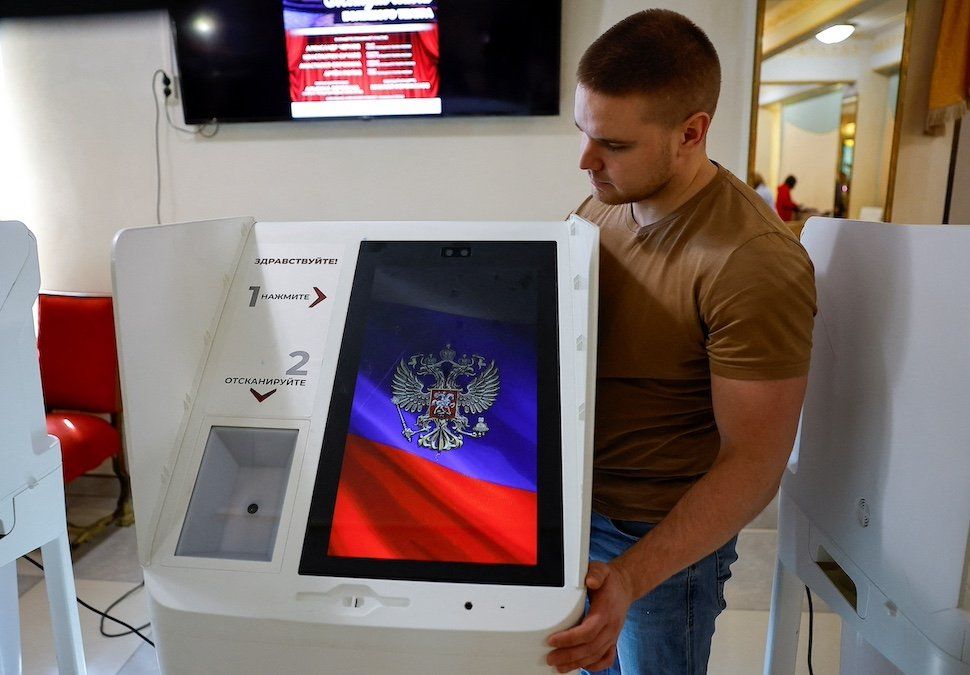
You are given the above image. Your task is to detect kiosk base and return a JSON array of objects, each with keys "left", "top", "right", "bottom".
[
  {"left": 149, "top": 588, "right": 570, "bottom": 674},
  {"left": 764, "top": 491, "right": 970, "bottom": 675}
]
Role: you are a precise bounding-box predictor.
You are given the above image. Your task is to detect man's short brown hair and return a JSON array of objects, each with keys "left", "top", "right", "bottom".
[{"left": 577, "top": 9, "right": 721, "bottom": 126}]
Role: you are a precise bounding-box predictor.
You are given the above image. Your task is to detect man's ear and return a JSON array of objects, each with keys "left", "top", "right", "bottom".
[{"left": 680, "top": 112, "right": 712, "bottom": 151}]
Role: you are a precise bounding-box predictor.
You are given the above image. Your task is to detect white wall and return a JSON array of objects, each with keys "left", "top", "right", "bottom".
[
  {"left": 849, "top": 66, "right": 893, "bottom": 219},
  {"left": 755, "top": 102, "right": 780, "bottom": 188},
  {"left": 762, "top": 41, "right": 863, "bottom": 83},
  {"left": 778, "top": 91, "right": 842, "bottom": 212},
  {"left": 0, "top": 1, "right": 756, "bottom": 293}
]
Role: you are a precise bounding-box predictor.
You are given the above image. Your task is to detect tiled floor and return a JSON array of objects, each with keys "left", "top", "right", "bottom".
[
  {"left": 17, "top": 573, "right": 149, "bottom": 673},
  {"left": 13, "top": 479, "right": 842, "bottom": 674}
]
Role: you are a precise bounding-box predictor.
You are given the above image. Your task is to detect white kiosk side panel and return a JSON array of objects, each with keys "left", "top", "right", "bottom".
[
  {"left": 766, "top": 218, "right": 970, "bottom": 674},
  {"left": 0, "top": 221, "right": 86, "bottom": 674},
  {"left": 0, "top": 222, "right": 56, "bottom": 502},
  {"left": 112, "top": 216, "right": 255, "bottom": 566}
]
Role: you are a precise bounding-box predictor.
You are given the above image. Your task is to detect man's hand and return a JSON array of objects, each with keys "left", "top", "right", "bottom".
[
  {"left": 543, "top": 375, "right": 807, "bottom": 672},
  {"left": 545, "top": 561, "right": 636, "bottom": 673}
]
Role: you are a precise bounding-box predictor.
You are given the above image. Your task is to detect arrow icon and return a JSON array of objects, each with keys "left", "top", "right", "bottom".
[
  {"left": 309, "top": 287, "right": 327, "bottom": 308},
  {"left": 250, "top": 388, "right": 277, "bottom": 403}
]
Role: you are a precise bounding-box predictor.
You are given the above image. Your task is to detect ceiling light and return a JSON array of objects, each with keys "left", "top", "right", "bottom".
[
  {"left": 192, "top": 14, "right": 217, "bottom": 36},
  {"left": 815, "top": 24, "right": 855, "bottom": 44}
]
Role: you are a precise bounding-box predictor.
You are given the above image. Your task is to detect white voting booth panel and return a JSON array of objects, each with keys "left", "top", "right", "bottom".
[
  {"left": 0, "top": 221, "right": 86, "bottom": 674},
  {"left": 112, "top": 218, "right": 597, "bottom": 674},
  {"left": 765, "top": 218, "right": 970, "bottom": 674}
]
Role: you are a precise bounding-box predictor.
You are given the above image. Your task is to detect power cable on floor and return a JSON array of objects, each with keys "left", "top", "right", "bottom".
[
  {"left": 99, "top": 580, "right": 150, "bottom": 639},
  {"left": 20, "top": 553, "right": 155, "bottom": 648}
]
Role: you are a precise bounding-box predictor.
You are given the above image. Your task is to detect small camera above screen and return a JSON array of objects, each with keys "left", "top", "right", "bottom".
[{"left": 441, "top": 246, "right": 471, "bottom": 258}]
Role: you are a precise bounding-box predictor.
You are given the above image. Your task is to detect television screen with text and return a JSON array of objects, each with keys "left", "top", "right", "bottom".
[{"left": 172, "top": 1, "right": 561, "bottom": 123}]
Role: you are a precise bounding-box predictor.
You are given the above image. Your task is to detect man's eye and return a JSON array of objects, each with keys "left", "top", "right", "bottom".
[{"left": 606, "top": 143, "right": 628, "bottom": 152}]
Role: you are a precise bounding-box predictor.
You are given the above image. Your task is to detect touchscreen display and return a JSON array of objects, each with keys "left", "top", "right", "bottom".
[{"left": 300, "top": 241, "right": 562, "bottom": 585}]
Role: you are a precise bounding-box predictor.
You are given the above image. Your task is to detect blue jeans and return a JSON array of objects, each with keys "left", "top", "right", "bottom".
[{"left": 582, "top": 511, "right": 739, "bottom": 675}]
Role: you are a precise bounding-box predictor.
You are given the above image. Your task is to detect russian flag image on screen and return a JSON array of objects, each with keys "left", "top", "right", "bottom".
[{"left": 328, "top": 300, "right": 538, "bottom": 565}]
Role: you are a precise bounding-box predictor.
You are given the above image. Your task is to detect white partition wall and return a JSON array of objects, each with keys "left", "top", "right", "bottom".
[
  {"left": 0, "top": 221, "right": 86, "bottom": 675},
  {"left": 113, "top": 217, "right": 597, "bottom": 673},
  {"left": 765, "top": 218, "right": 970, "bottom": 674}
]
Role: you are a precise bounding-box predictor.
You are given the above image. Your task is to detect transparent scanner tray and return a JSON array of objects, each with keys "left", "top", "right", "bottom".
[{"left": 177, "top": 426, "right": 298, "bottom": 561}]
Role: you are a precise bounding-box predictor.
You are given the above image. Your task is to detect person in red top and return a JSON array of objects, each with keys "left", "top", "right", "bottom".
[{"left": 776, "top": 174, "right": 801, "bottom": 221}]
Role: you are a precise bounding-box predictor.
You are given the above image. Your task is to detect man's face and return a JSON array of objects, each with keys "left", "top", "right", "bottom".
[{"left": 574, "top": 84, "right": 677, "bottom": 205}]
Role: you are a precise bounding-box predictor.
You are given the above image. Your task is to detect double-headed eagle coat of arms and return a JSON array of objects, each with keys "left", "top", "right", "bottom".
[{"left": 390, "top": 344, "right": 500, "bottom": 456}]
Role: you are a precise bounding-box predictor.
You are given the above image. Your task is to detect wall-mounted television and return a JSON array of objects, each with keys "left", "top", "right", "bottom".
[{"left": 171, "top": 0, "right": 562, "bottom": 124}]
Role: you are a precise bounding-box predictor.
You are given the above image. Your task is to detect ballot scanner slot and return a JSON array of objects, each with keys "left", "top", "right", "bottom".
[
  {"left": 176, "top": 425, "right": 298, "bottom": 562},
  {"left": 814, "top": 544, "right": 859, "bottom": 613}
]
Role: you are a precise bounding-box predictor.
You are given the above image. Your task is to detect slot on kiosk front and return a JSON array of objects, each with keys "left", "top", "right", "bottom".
[{"left": 113, "top": 219, "right": 597, "bottom": 673}]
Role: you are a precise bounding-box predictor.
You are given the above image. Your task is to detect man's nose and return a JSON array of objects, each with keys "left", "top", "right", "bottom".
[{"left": 578, "top": 137, "right": 602, "bottom": 172}]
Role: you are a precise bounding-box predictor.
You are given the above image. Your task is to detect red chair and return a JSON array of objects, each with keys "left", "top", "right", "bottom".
[{"left": 37, "top": 292, "right": 132, "bottom": 547}]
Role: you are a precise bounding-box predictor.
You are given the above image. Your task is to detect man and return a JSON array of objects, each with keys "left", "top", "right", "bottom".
[
  {"left": 546, "top": 10, "right": 816, "bottom": 674},
  {"left": 776, "top": 174, "right": 801, "bottom": 221}
]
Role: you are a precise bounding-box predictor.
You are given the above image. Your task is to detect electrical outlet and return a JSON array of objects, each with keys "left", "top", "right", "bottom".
[{"left": 166, "top": 74, "right": 180, "bottom": 104}]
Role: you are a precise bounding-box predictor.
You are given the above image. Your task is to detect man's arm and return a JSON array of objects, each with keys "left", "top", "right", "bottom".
[{"left": 546, "top": 373, "right": 808, "bottom": 673}]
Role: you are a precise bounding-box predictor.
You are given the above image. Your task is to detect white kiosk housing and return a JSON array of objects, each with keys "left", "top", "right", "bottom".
[
  {"left": 0, "top": 221, "right": 86, "bottom": 675},
  {"left": 112, "top": 217, "right": 597, "bottom": 673},
  {"left": 765, "top": 218, "right": 970, "bottom": 674}
]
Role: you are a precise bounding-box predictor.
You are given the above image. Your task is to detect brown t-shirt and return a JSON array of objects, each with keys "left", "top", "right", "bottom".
[{"left": 575, "top": 164, "right": 816, "bottom": 523}]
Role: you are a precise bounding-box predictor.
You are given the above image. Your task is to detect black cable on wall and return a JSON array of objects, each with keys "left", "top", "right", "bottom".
[{"left": 151, "top": 67, "right": 218, "bottom": 224}]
